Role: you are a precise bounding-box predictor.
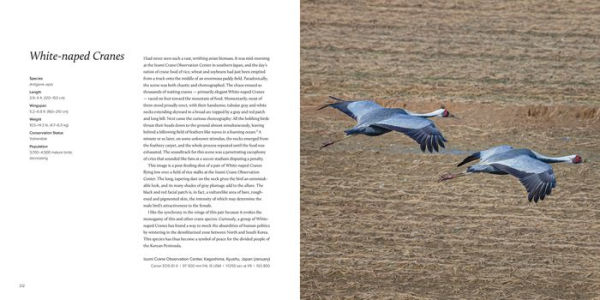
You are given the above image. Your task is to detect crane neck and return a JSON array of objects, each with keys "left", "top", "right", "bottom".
[
  {"left": 532, "top": 151, "right": 575, "bottom": 164},
  {"left": 407, "top": 109, "right": 445, "bottom": 118}
]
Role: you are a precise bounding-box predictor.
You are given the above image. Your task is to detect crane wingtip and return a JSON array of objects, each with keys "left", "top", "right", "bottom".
[{"left": 328, "top": 96, "right": 345, "bottom": 102}]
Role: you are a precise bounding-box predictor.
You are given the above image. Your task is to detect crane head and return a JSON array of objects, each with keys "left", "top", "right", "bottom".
[
  {"left": 572, "top": 155, "right": 583, "bottom": 164},
  {"left": 442, "top": 109, "right": 458, "bottom": 118}
]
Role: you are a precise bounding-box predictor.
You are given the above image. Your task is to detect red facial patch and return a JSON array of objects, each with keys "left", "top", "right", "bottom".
[
  {"left": 573, "top": 155, "right": 582, "bottom": 163},
  {"left": 442, "top": 109, "right": 449, "bottom": 117}
]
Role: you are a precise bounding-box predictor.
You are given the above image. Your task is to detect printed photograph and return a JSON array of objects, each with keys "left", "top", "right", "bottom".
[{"left": 301, "top": 1, "right": 600, "bottom": 298}]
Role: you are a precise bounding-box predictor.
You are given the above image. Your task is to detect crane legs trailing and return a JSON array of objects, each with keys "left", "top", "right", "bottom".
[{"left": 438, "top": 171, "right": 470, "bottom": 182}]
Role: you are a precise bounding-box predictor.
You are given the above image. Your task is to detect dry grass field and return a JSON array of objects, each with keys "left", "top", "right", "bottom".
[{"left": 301, "top": 1, "right": 600, "bottom": 298}]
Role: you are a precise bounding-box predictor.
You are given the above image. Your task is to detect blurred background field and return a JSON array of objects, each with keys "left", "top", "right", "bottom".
[{"left": 301, "top": 1, "right": 600, "bottom": 298}]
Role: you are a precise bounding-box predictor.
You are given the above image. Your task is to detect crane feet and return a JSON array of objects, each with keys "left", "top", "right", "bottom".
[
  {"left": 438, "top": 173, "right": 457, "bottom": 182},
  {"left": 438, "top": 172, "right": 467, "bottom": 182}
]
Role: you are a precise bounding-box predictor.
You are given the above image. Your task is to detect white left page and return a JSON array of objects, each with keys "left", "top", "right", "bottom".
[{"left": 0, "top": 1, "right": 299, "bottom": 299}]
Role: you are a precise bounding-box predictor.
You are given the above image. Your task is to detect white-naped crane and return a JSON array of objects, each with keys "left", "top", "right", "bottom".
[
  {"left": 439, "top": 145, "right": 583, "bottom": 202},
  {"left": 319, "top": 96, "right": 455, "bottom": 152}
]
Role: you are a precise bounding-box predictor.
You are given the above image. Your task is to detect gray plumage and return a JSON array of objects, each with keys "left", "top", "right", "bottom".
[
  {"left": 319, "top": 96, "right": 450, "bottom": 152},
  {"left": 452, "top": 145, "right": 582, "bottom": 202}
]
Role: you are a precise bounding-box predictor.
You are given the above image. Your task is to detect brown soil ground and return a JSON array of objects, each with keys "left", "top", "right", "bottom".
[{"left": 301, "top": 1, "right": 600, "bottom": 299}]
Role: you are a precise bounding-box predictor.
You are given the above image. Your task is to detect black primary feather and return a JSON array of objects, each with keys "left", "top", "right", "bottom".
[{"left": 457, "top": 152, "right": 481, "bottom": 167}]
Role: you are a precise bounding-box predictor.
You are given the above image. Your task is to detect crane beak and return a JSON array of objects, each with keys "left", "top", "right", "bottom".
[{"left": 449, "top": 113, "right": 460, "bottom": 119}]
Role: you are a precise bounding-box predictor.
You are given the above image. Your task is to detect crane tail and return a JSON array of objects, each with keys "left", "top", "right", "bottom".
[
  {"left": 457, "top": 152, "right": 481, "bottom": 167},
  {"left": 317, "top": 103, "right": 331, "bottom": 110},
  {"left": 317, "top": 96, "right": 347, "bottom": 111}
]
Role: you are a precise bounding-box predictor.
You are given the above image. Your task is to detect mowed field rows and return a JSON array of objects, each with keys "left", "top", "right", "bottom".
[{"left": 301, "top": 1, "right": 600, "bottom": 298}]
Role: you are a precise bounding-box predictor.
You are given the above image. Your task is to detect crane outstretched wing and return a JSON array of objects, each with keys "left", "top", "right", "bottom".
[
  {"left": 458, "top": 145, "right": 514, "bottom": 167},
  {"left": 490, "top": 155, "right": 556, "bottom": 202},
  {"left": 373, "top": 115, "right": 447, "bottom": 152},
  {"left": 318, "top": 96, "right": 382, "bottom": 121}
]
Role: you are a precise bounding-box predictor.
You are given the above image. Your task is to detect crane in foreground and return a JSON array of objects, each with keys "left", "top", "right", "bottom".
[
  {"left": 319, "top": 96, "right": 454, "bottom": 152},
  {"left": 439, "top": 145, "right": 582, "bottom": 202}
]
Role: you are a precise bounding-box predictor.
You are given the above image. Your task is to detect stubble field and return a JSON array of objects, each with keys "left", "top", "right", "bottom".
[{"left": 301, "top": 1, "right": 600, "bottom": 298}]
